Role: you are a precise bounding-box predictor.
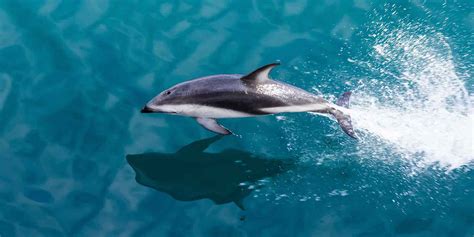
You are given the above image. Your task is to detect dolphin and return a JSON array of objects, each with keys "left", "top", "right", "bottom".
[{"left": 141, "top": 63, "right": 356, "bottom": 138}]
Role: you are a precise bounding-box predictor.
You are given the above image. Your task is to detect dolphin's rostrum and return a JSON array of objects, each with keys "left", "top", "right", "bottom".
[{"left": 142, "top": 63, "right": 357, "bottom": 138}]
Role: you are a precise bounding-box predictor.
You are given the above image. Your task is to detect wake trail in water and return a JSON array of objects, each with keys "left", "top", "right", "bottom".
[{"left": 349, "top": 24, "right": 473, "bottom": 169}]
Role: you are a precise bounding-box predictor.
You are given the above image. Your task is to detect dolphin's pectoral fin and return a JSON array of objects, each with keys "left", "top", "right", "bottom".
[
  {"left": 196, "top": 118, "right": 232, "bottom": 135},
  {"left": 241, "top": 62, "right": 280, "bottom": 83},
  {"left": 234, "top": 199, "right": 245, "bottom": 210},
  {"left": 177, "top": 135, "right": 223, "bottom": 154}
]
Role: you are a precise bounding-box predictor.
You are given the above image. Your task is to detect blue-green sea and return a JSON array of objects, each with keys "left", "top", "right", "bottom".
[{"left": 0, "top": 1, "right": 473, "bottom": 236}]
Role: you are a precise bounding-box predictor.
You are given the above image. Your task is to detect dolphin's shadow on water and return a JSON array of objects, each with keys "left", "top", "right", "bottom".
[{"left": 126, "top": 136, "right": 295, "bottom": 210}]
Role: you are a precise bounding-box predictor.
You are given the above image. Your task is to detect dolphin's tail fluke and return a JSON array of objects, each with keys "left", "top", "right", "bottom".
[{"left": 330, "top": 92, "right": 357, "bottom": 139}]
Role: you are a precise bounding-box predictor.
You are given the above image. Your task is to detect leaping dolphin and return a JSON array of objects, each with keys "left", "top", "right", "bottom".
[{"left": 141, "top": 63, "right": 357, "bottom": 138}]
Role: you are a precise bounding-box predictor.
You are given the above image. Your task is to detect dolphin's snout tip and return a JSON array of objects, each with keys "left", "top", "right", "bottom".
[{"left": 141, "top": 106, "right": 153, "bottom": 113}]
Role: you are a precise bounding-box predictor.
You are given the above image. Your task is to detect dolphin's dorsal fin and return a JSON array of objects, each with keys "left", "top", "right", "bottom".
[{"left": 241, "top": 63, "right": 280, "bottom": 83}]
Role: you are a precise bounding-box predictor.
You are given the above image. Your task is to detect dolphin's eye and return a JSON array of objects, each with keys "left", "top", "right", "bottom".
[{"left": 165, "top": 91, "right": 171, "bottom": 95}]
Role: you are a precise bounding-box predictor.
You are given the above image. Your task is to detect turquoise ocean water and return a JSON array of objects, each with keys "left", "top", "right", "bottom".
[{"left": 0, "top": 0, "right": 473, "bottom": 236}]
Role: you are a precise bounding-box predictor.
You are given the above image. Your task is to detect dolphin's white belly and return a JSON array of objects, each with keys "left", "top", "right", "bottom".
[
  {"left": 260, "top": 103, "right": 329, "bottom": 114},
  {"left": 156, "top": 103, "right": 330, "bottom": 118},
  {"left": 159, "top": 104, "right": 253, "bottom": 118},
  {"left": 192, "top": 103, "right": 330, "bottom": 118}
]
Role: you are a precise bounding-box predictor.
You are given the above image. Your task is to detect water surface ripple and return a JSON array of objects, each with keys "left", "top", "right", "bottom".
[{"left": 0, "top": 1, "right": 472, "bottom": 236}]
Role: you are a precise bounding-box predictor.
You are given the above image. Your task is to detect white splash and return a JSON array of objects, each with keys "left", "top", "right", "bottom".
[{"left": 350, "top": 25, "right": 473, "bottom": 169}]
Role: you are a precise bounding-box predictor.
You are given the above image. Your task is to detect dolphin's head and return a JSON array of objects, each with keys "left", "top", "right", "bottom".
[{"left": 141, "top": 83, "right": 190, "bottom": 114}]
